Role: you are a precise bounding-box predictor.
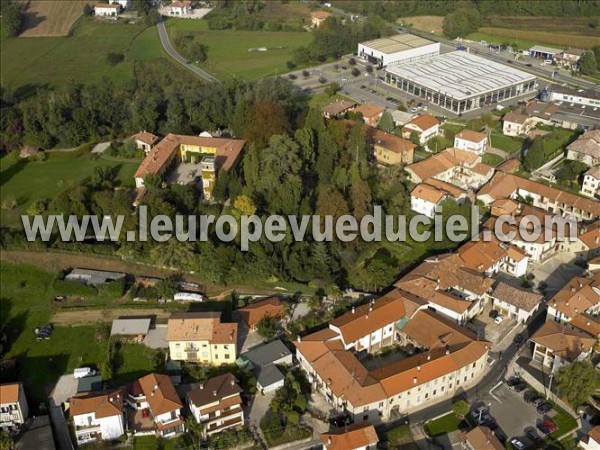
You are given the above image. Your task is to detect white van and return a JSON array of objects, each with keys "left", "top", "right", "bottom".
[{"left": 73, "top": 367, "right": 97, "bottom": 379}]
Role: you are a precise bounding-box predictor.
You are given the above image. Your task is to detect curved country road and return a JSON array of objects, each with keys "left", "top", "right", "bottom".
[{"left": 156, "top": 20, "right": 219, "bottom": 83}]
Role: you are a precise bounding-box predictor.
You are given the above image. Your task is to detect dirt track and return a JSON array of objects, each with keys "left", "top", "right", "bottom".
[{"left": 51, "top": 308, "right": 172, "bottom": 326}]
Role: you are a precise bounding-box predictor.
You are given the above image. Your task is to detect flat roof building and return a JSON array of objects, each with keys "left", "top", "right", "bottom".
[
  {"left": 385, "top": 52, "right": 537, "bottom": 114},
  {"left": 358, "top": 33, "right": 440, "bottom": 68}
]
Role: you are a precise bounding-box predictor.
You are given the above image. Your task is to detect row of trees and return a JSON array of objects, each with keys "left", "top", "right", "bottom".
[{"left": 1, "top": 0, "right": 23, "bottom": 38}]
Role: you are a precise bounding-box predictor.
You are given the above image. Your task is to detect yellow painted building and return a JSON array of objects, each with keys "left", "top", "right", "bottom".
[{"left": 167, "top": 312, "right": 238, "bottom": 365}]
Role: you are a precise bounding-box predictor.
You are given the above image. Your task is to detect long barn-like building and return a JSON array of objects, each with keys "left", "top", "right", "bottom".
[{"left": 385, "top": 51, "right": 537, "bottom": 114}]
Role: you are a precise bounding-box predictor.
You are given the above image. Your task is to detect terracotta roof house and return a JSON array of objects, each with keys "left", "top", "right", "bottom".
[
  {"left": 0, "top": 382, "right": 28, "bottom": 431},
  {"left": 322, "top": 100, "right": 356, "bottom": 118},
  {"left": 477, "top": 171, "right": 600, "bottom": 221},
  {"left": 311, "top": 10, "right": 332, "bottom": 27},
  {"left": 321, "top": 422, "right": 379, "bottom": 450},
  {"left": 133, "top": 133, "right": 245, "bottom": 203},
  {"left": 128, "top": 373, "right": 184, "bottom": 437},
  {"left": 546, "top": 272, "right": 600, "bottom": 338},
  {"left": 70, "top": 390, "right": 125, "bottom": 444},
  {"left": 581, "top": 166, "right": 600, "bottom": 199},
  {"left": 502, "top": 111, "right": 534, "bottom": 137},
  {"left": 294, "top": 293, "right": 490, "bottom": 423},
  {"left": 186, "top": 373, "right": 244, "bottom": 437},
  {"left": 566, "top": 129, "right": 600, "bottom": 166},
  {"left": 410, "top": 178, "right": 469, "bottom": 218},
  {"left": 461, "top": 426, "right": 504, "bottom": 450},
  {"left": 370, "top": 127, "right": 416, "bottom": 165},
  {"left": 454, "top": 129, "right": 487, "bottom": 154},
  {"left": 530, "top": 320, "right": 596, "bottom": 369},
  {"left": 457, "top": 237, "right": 528, "bottom": 279},
  {"left": 238, "top": 296, "right": 285, "bottom": 331},
  {"left": 351, "top": 103, "right": 385, "bottom": 127},
  {"left": 402, "top": 114, "right": 440, "bottom": 145},
  {"left": 490, "top": 282, "right": 543, "bottom": 323},
  {"left": 130, "top": 132, "right": 159, "bottom": 153},
  {"left": 167, "top": 312, "right": 238, "bottom": 364},
  {"left": 580, "top": 425, "right": 600, "bottom": 450}
]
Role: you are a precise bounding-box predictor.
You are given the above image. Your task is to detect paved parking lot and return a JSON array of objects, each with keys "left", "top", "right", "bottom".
[
  {"left": 487, "top": 383, "right": 556, "bottom": 447},
  {"left": 530, "top": 252, "right": 585, "bottom": 296}
]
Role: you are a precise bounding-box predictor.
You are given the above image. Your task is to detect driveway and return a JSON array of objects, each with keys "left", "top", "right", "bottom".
[
  {"left": 247, "top": 390, "right": 275, "bottom": 428},
  {"left": 530, "top": 252, "right": 585, "bottom": 296},
  {"left": 156, "top": 21, "right": 218, "bottom": 82},
  {"left": 232, "top": 313, "right": 266, "bottom": 353},
  {"left": 50, "top": 375, "right": 78, "bottom": 407},
  {"left": 91, "top": 142, "right": 110, "bottom": 154},
  {"left": 143, "top": 325, "right": 167, "bottom": 349}
]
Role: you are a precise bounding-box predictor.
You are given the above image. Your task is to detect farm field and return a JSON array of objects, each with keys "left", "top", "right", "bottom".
[
  {"left": 398, "top": 16, "right": 444, "bottom": 35},
  {"left": 19, "top": 0, "right": 88, "bottom": 37},
  {"left": 165, "top": 18, "right": 313, "bottom": 81},
  {"left": 0, "top": 18, "right": 167, "bottom": 89},
  {"left": 0, "top": 150, "right": 139, "bottom": 227},
  {"left": 473, "top": 27, "right": 597, "bottom": 49}
]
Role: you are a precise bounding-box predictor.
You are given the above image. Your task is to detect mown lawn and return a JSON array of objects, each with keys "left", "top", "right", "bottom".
[
  {"left": 165, "top": 18, "right": 312, "bottom": 81},
  {"left": 386, "top": 424, "right": 419, "bottom": 450},
  {"left": 0, "top": 150, "right": 139, "bottom": 227},
  {"left": 425, "top": 412, "right": 467, "bottom": 437},
  {"left": 112, "top": 343, "right": 163, "bottom": 384},
  {"left": 0, "top": 263, "right": 110, "bottom": 409},
  {"left": 134, "top": 434, "right": 193, "bottom": 450},
  {"left": 482, "top": 153, "right": 505, "bottom": 167},
  {"left": 489, "top": 133, "right": 524, "bottom": 154},
  {"left": 0, "top": 18, "right": 165, "bottom": 90}
]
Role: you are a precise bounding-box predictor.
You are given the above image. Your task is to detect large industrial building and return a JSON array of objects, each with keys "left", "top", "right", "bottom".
[
  {"left": 385, "top": 51, "right": 537, "bottom": 114},
  {"left": 357, "top": 33, "right": 440, "bottom": 68}
]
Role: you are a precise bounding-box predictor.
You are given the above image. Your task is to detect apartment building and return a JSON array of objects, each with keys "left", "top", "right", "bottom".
[
  {"left": 70, "top": 390, "right": 125, "bottom": 444},
  {"left": 295, "top": 298, "right": 489, "bottom": 423},
  {"left": 489, "top": 283, "right": 543, "bottom": 324},
  {"left": 394, "top": 253, "right": 494, "bottom": 323},
  {"left": 581, "top": 167, "right": 600, "bottom": 199},
  {"left": 0, "top": 383, "right": 28, "bottom": 431},
  {"left": 186, "top": 373, "right": 244, "bottom": 437},
  {"left": 477, "top": 171, "right": 600, "bottom": 221},
  {"left": 484, "top": 200, "right": 561, "bottom": 263},
  {"left": 453, "top": 130, "right": 487, "bottom": 154},
  {"left": 559, "top": 221, "right": 600, "bottom": 263},
  {"left": 167, "top": 312, "right": 237, "bottom": 364},
  {"left": 128, "top": 373, "right": 184, "bottom": 437}
]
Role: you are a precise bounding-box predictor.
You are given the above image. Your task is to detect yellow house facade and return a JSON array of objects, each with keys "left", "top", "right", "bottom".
[{"left": 167, "top": 312, "right": 238, "bottom": 365}]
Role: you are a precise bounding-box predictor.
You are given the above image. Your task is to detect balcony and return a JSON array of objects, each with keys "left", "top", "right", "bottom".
[
  {"left": 204, "top": 406, "right": 242, "bottom": 422},
  {"left": 205, "top": 416, "right": 244, "bottom": 436}
]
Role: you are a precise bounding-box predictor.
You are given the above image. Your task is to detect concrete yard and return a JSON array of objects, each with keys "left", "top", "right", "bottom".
[
  {"left": 530, "top": 252, "right": 585, "bottom": 296},
  {"left": 143, "top": 325, "right": 168, "bottom": 349}
]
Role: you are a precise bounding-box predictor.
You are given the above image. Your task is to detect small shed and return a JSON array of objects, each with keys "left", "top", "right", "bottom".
[{"left": 110, "top": 318, "right": 151, "bottom": 341}]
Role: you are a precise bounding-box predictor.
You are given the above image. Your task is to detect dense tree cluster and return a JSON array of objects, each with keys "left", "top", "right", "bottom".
[
  {"left": 336, "top": 0, "right": 599, "bottom": 19},
  {"left": 1, "top": 0, "right": 23, "bottom": 38},
  {"left": 291, "top": 16, "right": 393, "bottom": 65},
  {"left": 442, "top": 8, "right": 481, "bottom": 39}
]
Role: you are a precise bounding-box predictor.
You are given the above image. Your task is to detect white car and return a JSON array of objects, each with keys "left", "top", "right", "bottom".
[
  {"left": 510, "top": 438, "right": 525, "bottom": 450},
  {"left": 494, "top": 315, "right": 504, "bottom": 325}
]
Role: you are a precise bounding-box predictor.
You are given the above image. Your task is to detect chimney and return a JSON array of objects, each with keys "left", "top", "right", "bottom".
[
  {"left": 413, "top": 377, "right": 417, "bottom": 385},
  {"left": 328, "top": 437, "right": 332, "bottom": 445},
  {"left": 417, "top": 365, "right": 421, "bottom": 372},
  {"left": 154, "top": 384, "right": 158, "bottom": 390},
  {"left": 297, "top": 335, "right": 301, "bottom": 343},
  {"left": 213, "top": 390, "right": 217, "bottom": 397},
  {"left": 231, "top": 379, "right": 235, "bottom": 386},
  {"left": 352, "top": 306, "right": 356, "bottom": 314},
  {"left": 427, "top": 354, "right": 431, "bottom": 361},
  {"left": 199, "top": 384, "right": 204, "bottom": 390}
]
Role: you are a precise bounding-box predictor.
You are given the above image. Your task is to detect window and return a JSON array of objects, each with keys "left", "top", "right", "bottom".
[
  {"left": 224, "top": 354, "right": 230, "bottom": 359},
  {"left": 175, "top": 343, "right": 180, "bottom": 347},
  {"left": 363, "top": 415, "right": 368, "bottom": 421},
  {"left": 215, "top": 354, "right": 219, "bottom": 359},
  {"left": 224, "top": 345, "right": 229, "bottom": 350}
]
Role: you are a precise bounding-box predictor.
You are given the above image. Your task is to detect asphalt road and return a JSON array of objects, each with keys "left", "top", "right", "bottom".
[{"left": 156, "top": 20, "right": 219, "bottom": 83}]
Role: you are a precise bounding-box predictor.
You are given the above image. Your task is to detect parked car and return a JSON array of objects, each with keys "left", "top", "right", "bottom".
[
  {"left": 74, "top": 367, "right": 97, "bottom": 379},
  {"left": 524, "top": 391, "right": 539, "bottom": 403},
  {"left": 543, "top": 419, "right": 558, "bottom": 433},
  {"left": 537, "top": 421, "right": 550, "bottom": 435},
  {"left": 507, "top": 377, "right": 521, "bottom": 387},
  {"left": 513, "top": 334, "right": 524, "bottom": 345},
  {"left": 537, "top": 403, "right": 552, "bottom": 414},
  {"left": 35, "top": 324, "right": 53, "bottom": 340},
  {"left": 510, "top": 438, "right": 525, "bottom": 450},
  {"left": 525, "top": 427, "right": 541, "bottom": 441},
  {"left": 532, "top": 397, "right": 545, "bottom": 407},
  {"left": 494, "top": 315, "right": 504, "bottom": 324}
]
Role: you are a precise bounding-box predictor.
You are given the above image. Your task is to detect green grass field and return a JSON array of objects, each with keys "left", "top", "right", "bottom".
[
  {"left": 165, "top": 18, "right": 312, "bottom": 81},
  {"left": 490, "top": 133, "right": 524, "bottom": 154},
  {"left": 113, "top": 343, "right": 162, "bottom": 384},
  {"left": 0, "top": 18, "right": 165, "bottom": 90},
  {"left": 0, "top": 150, "right": 139, "bottom": 227},
  {"left": 425, "top": 413, "right": 466, "bottom": 436},
  {"left": 0, "top": 263, "right": 111, "bottom": 407}
]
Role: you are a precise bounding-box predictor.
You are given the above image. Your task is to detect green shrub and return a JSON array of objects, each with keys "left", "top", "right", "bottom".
[{"left": 53, "top": 279, "right": 98, "bottom": 296}]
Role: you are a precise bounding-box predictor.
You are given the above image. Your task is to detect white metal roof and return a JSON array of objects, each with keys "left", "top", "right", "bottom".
[
  {"left": 360, "top": 33, "right": 435, "bottom": 54},
  {"left": 529, "top": 45, "right": 563, "bottom": 55},
  {"left": 386, "top": 51, "right": 536, "bottom": 101}
]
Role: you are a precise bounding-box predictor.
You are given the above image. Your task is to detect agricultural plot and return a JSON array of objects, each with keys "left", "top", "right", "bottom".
[{"left": 19, "top": 1, "right": 88, "bottom": 37}]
